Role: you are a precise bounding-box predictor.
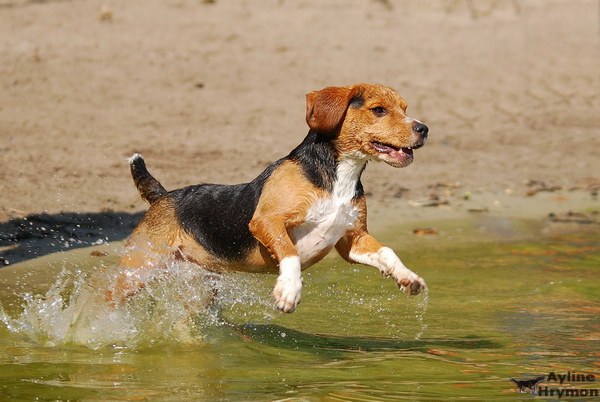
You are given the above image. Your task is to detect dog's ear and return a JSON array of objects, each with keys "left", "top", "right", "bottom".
[{"left": 306, "top": 86, "right": 360, "bottom": 136}]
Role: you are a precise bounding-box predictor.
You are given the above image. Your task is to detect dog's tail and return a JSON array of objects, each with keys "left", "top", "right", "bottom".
[
  {"left": 128, "top": 153, "right": 167, "bottom": 204},
  {"left": 509, "top": 378, "right": 518, "bottom": 385}
]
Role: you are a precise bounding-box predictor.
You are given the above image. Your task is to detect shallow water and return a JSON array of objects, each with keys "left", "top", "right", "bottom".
[{"left": 0, "top": 218, "right": 598, "bottom": 400}]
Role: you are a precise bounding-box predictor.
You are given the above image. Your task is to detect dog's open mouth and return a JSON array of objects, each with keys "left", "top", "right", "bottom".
[{"left": 370, "top": 141, "right": 414, "bottom": 167}]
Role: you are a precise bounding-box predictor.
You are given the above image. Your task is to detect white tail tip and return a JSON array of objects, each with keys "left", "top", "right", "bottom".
[{"left": 128, "top": 153, "right": 143, "bottom": 164}]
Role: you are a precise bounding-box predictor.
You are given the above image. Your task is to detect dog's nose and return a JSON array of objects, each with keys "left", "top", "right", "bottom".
[{"left": 413, "top": 123, "right": 428, "bottom": 140}]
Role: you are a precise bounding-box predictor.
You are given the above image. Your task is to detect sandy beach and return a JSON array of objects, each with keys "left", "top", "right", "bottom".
[{"left": 1, "top": 0, "right": 598, "bottom": 265}]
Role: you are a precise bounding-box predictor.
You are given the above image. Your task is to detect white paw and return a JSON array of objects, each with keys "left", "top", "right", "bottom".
[
  {"left": 273, "top": 275, "right": 303, "bottom": 313},
  {"left": 396, "top": 272, "right": 427, "bottom": 295}
]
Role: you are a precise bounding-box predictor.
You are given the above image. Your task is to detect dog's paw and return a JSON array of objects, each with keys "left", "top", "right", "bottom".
[
  {"left": 273, "top": 275, "right": 303, "bottom": 313},
  {"left": 397, "top": 273, "right": 427, "bottom": 295}
]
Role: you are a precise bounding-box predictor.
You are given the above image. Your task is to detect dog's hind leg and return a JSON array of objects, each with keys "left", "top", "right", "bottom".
[
  {"left": 105, "top": 237, "right": 163, "bottom": 305},
  {"left": 106, "top": 199, "right": 182, "bottom": 305}
]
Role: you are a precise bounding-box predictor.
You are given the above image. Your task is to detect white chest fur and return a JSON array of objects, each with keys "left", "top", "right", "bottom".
[{"left": 291, "top": 157, "right": 366, "bottom": 267}]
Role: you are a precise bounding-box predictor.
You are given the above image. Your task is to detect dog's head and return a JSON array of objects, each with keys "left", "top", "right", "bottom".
[{"left": 306, "top": 83, "right": 428, "bottom": 168}]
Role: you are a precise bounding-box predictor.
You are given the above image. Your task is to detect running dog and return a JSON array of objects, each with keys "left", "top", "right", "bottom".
[{"left": 110, "top": 83, "right": 429, "bottom": 313}]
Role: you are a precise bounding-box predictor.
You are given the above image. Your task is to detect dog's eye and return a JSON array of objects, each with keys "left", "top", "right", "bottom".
[{"left": 370, "top": 106, "right": 387, "bottom": 117}]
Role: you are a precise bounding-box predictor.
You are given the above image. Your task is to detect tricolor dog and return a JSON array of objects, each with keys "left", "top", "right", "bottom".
[{"left": 110, "top": 83, "right": 428, "bottom": 313}]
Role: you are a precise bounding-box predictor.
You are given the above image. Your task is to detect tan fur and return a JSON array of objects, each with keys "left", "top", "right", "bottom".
[
  {"left": 306, "top": 86, "right": 360, "bottom": 136},
  {"left": 334, "top": 197, "right": 378, "bottom": 258},
  {"left": 336, "top": 85, "right": 417, "bottom": 166},
  {"left": 249, "top": 161, "right": 325, "bottom": 266}
]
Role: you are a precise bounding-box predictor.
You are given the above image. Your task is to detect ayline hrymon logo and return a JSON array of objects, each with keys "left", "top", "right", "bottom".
[{"left": 509, "top": 371, "right": 598, "bottom": 397}]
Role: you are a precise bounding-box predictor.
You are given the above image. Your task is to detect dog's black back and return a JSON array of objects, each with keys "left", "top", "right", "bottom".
[{"left": 170, "top": 161, "right": 282, "bottom": 260}]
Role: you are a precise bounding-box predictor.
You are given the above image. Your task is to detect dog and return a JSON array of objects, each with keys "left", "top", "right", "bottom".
[
  {"left": 510, "top": 376, "right": 545, "bottom": 394},
  {"left": 109, "top": 83, "right": 428, "bottom": 313}
]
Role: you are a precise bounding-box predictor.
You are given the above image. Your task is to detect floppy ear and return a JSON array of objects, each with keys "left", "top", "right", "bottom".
[{"left": 306, "top": 86, "right": 359, "bottom": 136}]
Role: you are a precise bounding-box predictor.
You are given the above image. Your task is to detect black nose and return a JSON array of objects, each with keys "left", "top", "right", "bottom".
[{"left": 413, "top": 123, "right": 429, "bottom": 139}]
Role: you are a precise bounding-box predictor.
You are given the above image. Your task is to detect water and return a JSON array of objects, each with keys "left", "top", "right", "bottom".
[{"left": 0, "top": 218, "right": 598, "bottom": 400}]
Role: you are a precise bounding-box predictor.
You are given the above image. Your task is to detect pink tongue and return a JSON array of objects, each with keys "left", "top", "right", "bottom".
[
  {"left": 372, "top": 143, "right": 395, "bottom": 153},
  {"left": 372, "top": 142, "right": 414, "bottom": 158}
]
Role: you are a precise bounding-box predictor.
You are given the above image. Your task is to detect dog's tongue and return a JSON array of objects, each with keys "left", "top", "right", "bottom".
[
  {"left": 371, "top": 142, "right": 395, "bottom": 153},
  {"left": 372, "top": 142, "right": 413, "bottom": 157}
]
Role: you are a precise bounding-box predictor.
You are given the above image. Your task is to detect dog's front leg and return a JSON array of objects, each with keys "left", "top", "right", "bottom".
[
  {"left": 336, "top": 232, "right": 426, "bottom": 294},
  {"left": 249, "top": 215, "right": 303, "bottom": 313},
  {"left": 273, "top": 255, "right": 303, "bottom": 313}
]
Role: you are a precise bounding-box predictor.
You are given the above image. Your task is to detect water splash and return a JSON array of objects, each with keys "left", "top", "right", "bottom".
[
  {"left": 412, "top": 287, "right": 429, "bottom": 340},
  {"left": 0, "top": 257, "right": 274, "bottom": 350},
  {"left": 0, "top": 251, "right": 430, "bottom": 349}
]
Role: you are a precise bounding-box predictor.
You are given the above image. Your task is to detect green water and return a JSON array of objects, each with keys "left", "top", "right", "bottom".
[{"left": 0, "top": 218, "right": 598, "bottom": 400}]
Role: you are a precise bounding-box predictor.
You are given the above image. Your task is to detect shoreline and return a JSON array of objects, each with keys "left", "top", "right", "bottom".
[{"left": 1, "top": 188, "right": 597, "bottom": 268}]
